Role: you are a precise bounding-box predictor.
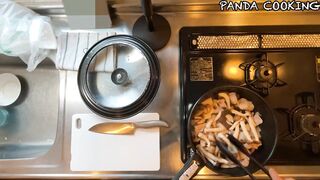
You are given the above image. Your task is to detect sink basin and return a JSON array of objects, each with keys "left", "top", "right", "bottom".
[{"left": 0, "top": 55, "right": 59, "bottom": 159}]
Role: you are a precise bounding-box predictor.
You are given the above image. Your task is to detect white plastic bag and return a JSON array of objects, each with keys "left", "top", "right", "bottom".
[{"left": 0, "top": 0, "right": 57, "bottom": 71}]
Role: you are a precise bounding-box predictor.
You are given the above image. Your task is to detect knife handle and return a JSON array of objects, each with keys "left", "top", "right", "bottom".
[{"left": 134, "top": 120, "right": 169, "bottom": 128}]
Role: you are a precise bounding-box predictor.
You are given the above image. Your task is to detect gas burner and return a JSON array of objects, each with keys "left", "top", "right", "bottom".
[
  {"left": 301, "top": 114, "right": 320, "bottom": 137},
  {"left": 239, "top": 54, "right": 287, "bottom": 96},
  {"left": 290, "top": 104, "right": 320, "bottom": 141},
  {"left": 289, "top": 104, "right": 320, "bottom": 154},
  {"left": 276, "top": 92, "right": 320, "bottom": 154}
]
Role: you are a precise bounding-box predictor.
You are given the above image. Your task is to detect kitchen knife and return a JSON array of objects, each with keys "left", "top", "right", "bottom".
[{"left": 89, "top": 120, "right": 169, "bottom": 135}]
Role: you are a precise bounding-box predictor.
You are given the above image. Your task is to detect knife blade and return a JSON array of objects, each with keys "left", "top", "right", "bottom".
[{"left": 89, "top": 120, "right": 169, "bottom": 135}]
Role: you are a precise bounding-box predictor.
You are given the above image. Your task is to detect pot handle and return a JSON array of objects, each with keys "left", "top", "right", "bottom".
[{"left": 173, "top": 152, "right": 204, "bottom": 180}]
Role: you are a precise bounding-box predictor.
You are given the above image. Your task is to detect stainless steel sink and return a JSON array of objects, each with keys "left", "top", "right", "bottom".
[{"left": 0, "top": 55, "right": 59, "bottom": 159}]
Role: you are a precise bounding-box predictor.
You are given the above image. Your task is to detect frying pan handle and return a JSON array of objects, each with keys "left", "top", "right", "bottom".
[{"left": 173, "top": 152, "right": 204, "bottom": 180}]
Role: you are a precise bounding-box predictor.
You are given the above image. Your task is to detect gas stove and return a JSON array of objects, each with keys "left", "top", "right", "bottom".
[{"left": 179, "top": 26, "right": 320, "bottom": 165}]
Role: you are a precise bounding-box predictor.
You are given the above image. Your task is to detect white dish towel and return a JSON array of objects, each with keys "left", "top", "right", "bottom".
[{"left": 55, "top": 32, "right": 116, "bottom": 71}]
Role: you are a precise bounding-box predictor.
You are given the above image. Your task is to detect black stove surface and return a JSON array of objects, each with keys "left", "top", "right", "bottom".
[{"left": 179, "top": 26, "right": 320, "bottom": 165}]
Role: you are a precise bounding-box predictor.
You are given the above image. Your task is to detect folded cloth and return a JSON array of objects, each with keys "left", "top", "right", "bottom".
[{"left": 55, "top": 31, "right": 116, "bottom": 71}]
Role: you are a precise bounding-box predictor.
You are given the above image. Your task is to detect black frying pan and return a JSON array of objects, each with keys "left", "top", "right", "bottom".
[{"left": 174, "top": 86, "right": 278, "bottom": 179}]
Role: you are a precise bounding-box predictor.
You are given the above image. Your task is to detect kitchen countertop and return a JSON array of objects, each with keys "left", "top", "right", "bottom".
[{"left": 1, "top": 1, "right": 320, "bottom": 179}]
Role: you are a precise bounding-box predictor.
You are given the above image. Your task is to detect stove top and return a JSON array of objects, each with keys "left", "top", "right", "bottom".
[{"left": 179, "top": 26, "right": 320, "bottom": 165}]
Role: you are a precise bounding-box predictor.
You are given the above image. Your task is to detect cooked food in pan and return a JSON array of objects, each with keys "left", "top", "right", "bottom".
[{"left": 192, "top": 92, "right": 263, "bottom": 168}]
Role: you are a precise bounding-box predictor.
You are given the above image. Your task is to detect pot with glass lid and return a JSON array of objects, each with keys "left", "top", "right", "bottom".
[{"left": 78, "top": 35, "right": 160, "bottom": 119}]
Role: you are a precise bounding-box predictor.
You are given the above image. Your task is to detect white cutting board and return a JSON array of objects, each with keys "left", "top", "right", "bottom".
[{"left": 70, "top": 113, "right": 160, "bottom": 171}]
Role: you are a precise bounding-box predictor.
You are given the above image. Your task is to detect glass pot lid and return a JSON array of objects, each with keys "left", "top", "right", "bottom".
[{"left": 78, "top": 35, "right": 160, "bottom": 119}]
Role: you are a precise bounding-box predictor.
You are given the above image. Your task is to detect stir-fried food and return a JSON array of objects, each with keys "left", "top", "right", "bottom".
[{"left": 192, "top": 92, "right": 263, "bottom": 168}]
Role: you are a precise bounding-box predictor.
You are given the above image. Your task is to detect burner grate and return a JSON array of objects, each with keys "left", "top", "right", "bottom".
[
  {"left": 239, "top": 54, "right": 287, "bottom": 96},
  {"left": 277, "top": 92, "right": 320, "bottom": 154}
]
